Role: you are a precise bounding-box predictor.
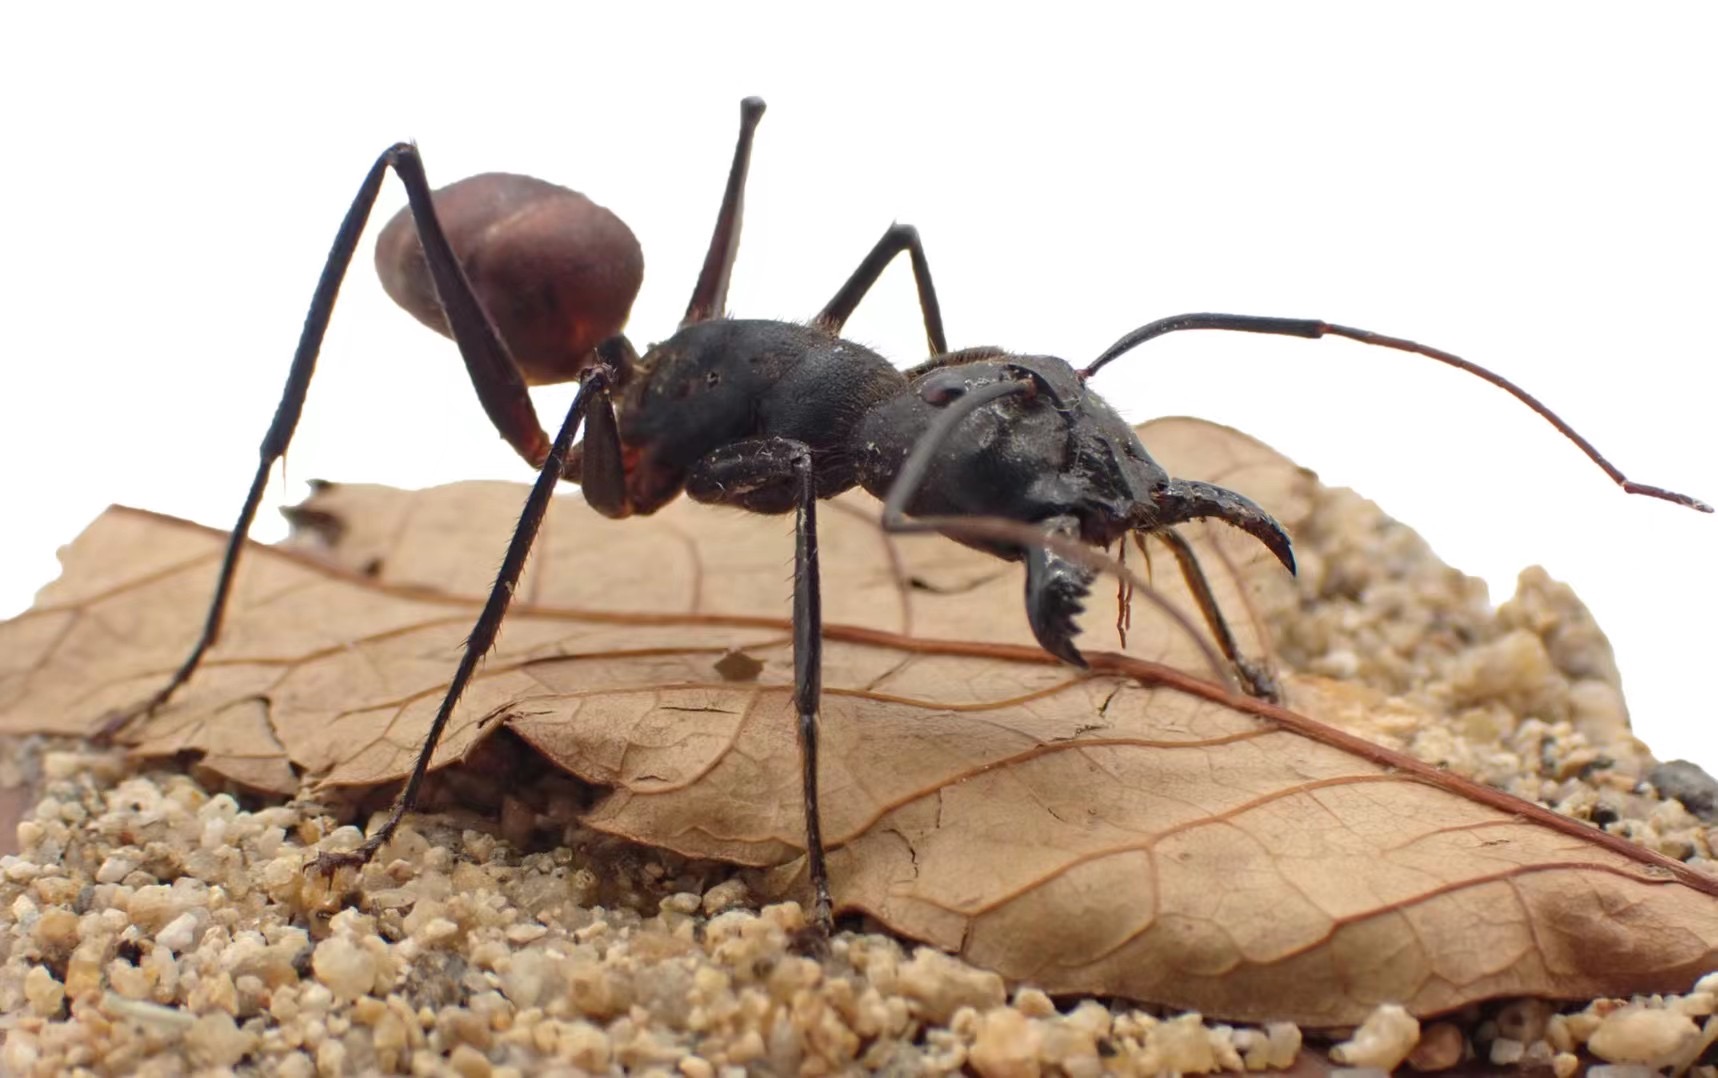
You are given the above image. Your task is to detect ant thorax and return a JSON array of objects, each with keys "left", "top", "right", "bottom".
[{"left": 614, "top": 320, "right": 903, "bottom": 513}]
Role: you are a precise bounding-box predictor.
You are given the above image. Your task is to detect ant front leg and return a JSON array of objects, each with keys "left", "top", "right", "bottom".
[
  {"left": 1024, "top": 519, "right": 1280, "bottom": 696},
  {"left": 101, "top": 143, "right": 553, "bottom": 740},
  {"left": 1146, "top": 529, "right": 1280, "bottom": 701},
  {"left": 683, "top": 438, "right": 834, "bottom": 932},
  {"left": 315, "top": 365, "right": 619, "bottom": 874}
]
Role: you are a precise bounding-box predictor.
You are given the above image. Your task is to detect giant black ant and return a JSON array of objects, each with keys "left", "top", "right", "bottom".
[{"left": 104, "top": 97, "right": 1709, "bottom": 932}]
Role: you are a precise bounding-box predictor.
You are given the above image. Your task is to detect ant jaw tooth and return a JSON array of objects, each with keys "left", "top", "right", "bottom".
[
  {"left": 1153, "top": 479, "right": 1296, "bottom": 576},
  {"left": 1030, "top": 601, "right": 1089, "bottom": 668},
  {"left": 1025, "top": 537, "right": 1096, "bottom": 668}
]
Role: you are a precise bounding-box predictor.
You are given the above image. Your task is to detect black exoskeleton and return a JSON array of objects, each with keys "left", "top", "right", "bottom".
[
  {"left": 589, "top": 320, "right": 904, "bottom": 512},
  {"left": 113, "top": 96, "right": 1709, "bottom": 937},
  {"left": 852, "top": 350, "right": 1293, "bottom": 666},
  {"left": 575, "top": 327, "right": 1295, "bottom": 671}
]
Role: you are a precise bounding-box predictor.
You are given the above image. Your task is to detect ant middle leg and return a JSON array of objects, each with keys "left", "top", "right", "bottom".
[
  {"left": 683, "top": 438, "right": 835, "bottom": 930},
  {"left": 100, "top": 143, "right": 553, "bottom": 740}
]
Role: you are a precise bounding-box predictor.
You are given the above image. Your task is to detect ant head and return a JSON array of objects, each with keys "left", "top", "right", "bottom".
[
  {"left": 858, "top": 352, "right": 1295, "bottom": 574},
  {"left": 855, "top": 353, "right": 1106, "bottom": 543}
]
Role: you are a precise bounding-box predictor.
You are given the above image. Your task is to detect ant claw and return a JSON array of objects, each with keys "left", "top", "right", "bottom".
[
  {"left": 92, "top": 702, "right": 149, "bottom": 746},
  {"left": 791, "top": 923, "right": 833, "bottom": 960},
  {"left": 813, "top": 891, "right": 834, "bottom": 933},
  {"left": 310, "top": 835, "right": 387, "bottom": 880},
  {"left": 791, "top": 896, "right": 836, "bottom": 959},
  {"left": 94, "top": 669, "right": 195, "bottom": 746},
  {"left": 1235, "top": 658, "right": 1283, "bottom": 704},
  {"left": 310, "top": 849, "right": 366, "bottom": 878}
]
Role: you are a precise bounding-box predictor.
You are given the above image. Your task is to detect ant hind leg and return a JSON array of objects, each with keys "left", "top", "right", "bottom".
[
  {"left": 100, "top": 142, "right": 553, "bottom": 741},
  {"left": 815, "top": 223, "right": 949, "bottom": 357},
  {"left": 315, "top": 367, "right": 619, "bottom": 874}
]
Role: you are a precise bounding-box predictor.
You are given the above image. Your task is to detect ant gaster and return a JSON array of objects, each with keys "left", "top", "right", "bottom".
[{"left": 107, "top": 98, "right": 1710, "bottom": 932}]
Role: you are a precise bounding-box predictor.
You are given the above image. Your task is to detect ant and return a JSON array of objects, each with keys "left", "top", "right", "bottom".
[{"left": 105, "top": 97, "right": 1709, "bottom": 932}]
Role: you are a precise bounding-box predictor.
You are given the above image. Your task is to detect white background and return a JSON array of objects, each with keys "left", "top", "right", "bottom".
[{"left": 2, "top": 7, "right": 1713, "bottom": 764}]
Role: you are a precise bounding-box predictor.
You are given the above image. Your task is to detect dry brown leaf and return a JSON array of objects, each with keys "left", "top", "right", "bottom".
[{"left": 2, "top": 418, "right": 1714, "bottom": 1027}]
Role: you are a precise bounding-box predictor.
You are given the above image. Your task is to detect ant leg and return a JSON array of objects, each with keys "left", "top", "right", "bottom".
[
  {"left": 561, "top": 337, "right": 634, "bottom": 517},
  {"left": 1146, "top": 529, "right": 1280, "bottom": 701},
  {"left": 814, "top": 223, "right": 949, "bottom": 356},
  {"left": 811, "top": 222, "right": 951, "bottom": 652},
  {"left": 683, "top": 438, "right": 834, "bottom": 931},
  {"left": 99, "top": 144, "right": 551, "bottom": 740},
  {"left": 1084, "top": 313, "right": 1711, "bottom": 513},
  {"left": 317, "top": 367, "right": 620, "bottom": 872},
  {"left": 683, "top": 97, "right": 768, "bottom": 327}
]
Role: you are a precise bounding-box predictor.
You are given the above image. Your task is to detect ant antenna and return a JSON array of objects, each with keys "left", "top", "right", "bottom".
[{"left": 1081, "top": 314, "right": 1712, "bottom": 513}]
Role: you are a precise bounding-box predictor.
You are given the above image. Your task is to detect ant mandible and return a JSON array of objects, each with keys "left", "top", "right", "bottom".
[{"left": 108, "top": 98, "right": 1709, "bottom": 932}]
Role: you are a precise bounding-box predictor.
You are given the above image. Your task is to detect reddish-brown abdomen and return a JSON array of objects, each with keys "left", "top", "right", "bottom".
[{"left": 374, "top": 173, "right": 644, "bottom": 386}]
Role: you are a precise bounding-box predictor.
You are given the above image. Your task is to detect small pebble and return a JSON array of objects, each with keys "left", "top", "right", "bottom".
[
  {"left": 1406, "top": 1021, "right": 1464, "bottom": 1071},
  {"left": 1264, "top": 1021, "right": 1302, "bottom": 1069},
  {"left": 1330, "top": 1004, "right": 1420, "bottom": 1071},
  {"left": 1489, "top": 1036, "right": 1525, "bottom": 1065},
  {"left": 660, "top": 891, "right": 701, "bottom": 915},
  {"left": 1588, "top": 1007, "right": 1700, "bottom": 1065},
  {"left": 31, "top": 906, "right": 78, "bottom": 953},
  {"left": 895, "top": 947, "right": 1006, "bottom": 1023},
  {"left": 1649, "top": 760, "right": 1718, "bottom": 822},
  {"left": 156, "top": 910, "right": 199, "bottom": 953},
  {"left": 186, "top": 1011, "right": 256, "bottom": 1068},
  {"left": 311, "top": 935, "right": 377, "bottom": 1001},
  {"left": 95, "top": 855, "right": 137, "bottom": 884},
  {"left": 701, "top": 878, "right": 749, "bottom": 916},
  {"left": 1154, "top": 1013, "right": 1217, "bottom": 1074},
  {"left": 23, "top": 965, "right": 65, "bottom": 1017},
  {"left": 104, "top": 992, "right": 196, "bottom": 1033},
  {"left": 969, "top": 1007, "right": 1044, "bottom": 1078}
]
